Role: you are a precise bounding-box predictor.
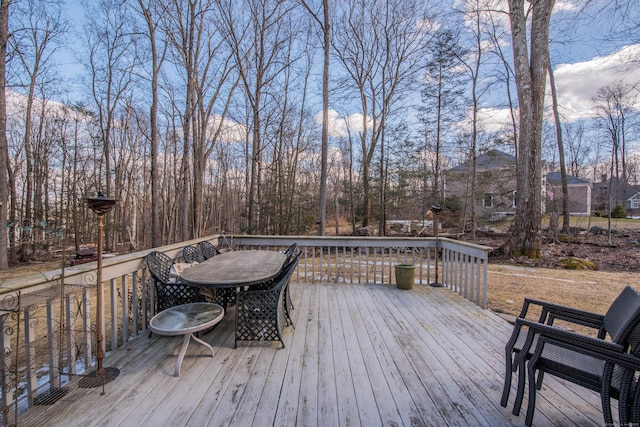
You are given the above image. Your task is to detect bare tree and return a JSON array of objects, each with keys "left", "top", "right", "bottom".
[
  {"left": 504, "top": 0, "right": 554, "bottom": 258},
  {"left": 84, "top": 0, "right": 137, "bottom": 250},
  {"left": 134, "top": 0, "right": 167, "bottom": 247},
  {"left": 333, "top": 0, "right": 434, "bottom": 233},
  {"left": 455, "top": 0, "right": 495, "bottom": 240},
  {"left": 593, "top": 81, "right": 638, "bottom": 187},
  {"left": 0, "top": 0, "right": 9, "bottom": 269},
  {"left": 548, "top": 61, "right": 569, "bottom": 232},
  {"left": 299, "top": 0, "right": 330, "bottom": 236},
  {"left": 219, "top": 0, "right": 297, "bottom": 234},
  {"left": 9, "top": 0, "right": 66, "bottom": 260},
  {"left": 563, "top": 121, "right": 589, "bottom": 179},
  {"left": 420, "top": 27, "right": 465, "bottom": 209}
]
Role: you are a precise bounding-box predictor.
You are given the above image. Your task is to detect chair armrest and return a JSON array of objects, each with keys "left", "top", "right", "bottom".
[
  {"left": 515, "top": 317, "right": 624, "bottom": 358},
  {"left": 536, "top": 333, "right": 640, "bottom": 371}
]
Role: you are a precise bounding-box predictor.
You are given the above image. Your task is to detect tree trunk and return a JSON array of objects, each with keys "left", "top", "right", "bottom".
[
  {"left": 505, "top": 0, "right": 554, "bottom": 258},
  {"left": 548, "top": 61, "right": 570, "bottom": 233},
  {"left": 0, "top": 0, "right": 8, "bottom": 269},
  {"left": 317, "top": 0, "right": 330, "bottom": 237}
]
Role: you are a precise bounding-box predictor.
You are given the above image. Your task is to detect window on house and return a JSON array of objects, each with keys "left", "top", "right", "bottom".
[
  {"left": 483, "top": 192, "right": 494, "bottom": 208},
  {"left": 632, "top": 198, "right": 639, "bottom": 209},
  {"left": 512, "top": 191, "right": 517, "bottom": 208}
]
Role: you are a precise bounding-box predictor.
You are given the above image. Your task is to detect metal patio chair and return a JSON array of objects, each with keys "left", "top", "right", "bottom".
[
  {"left": 182, "top": 245, "right": 205, "bottom": 264},
  {"left": 198, "top": 240, "right": 222, "bottom": 260},
  {"left": 145, "top": 251, "right": 207, "bottom": 312},
  {"left": 234, "top": 253, "right": 300, "bottom": 349},
  {"left": 503, "top": 285, "right": 640, "bottom": 426}
]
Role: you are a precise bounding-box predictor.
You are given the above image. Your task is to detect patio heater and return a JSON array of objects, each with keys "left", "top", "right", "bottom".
[
  {"left": 78, "top": 191, "right": 120, "bottom": 389},
  {"left": 429, "top": 205, "right": 443, "bottom": 287}
]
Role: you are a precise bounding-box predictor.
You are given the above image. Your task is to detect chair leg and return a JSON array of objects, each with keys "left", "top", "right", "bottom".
[
  {"left": 600, "top": 364, "right": 616, "bottom": 426},
  {"left": 512, "top": 357, "right": 527, "bottom": 416},
  {"left": 501, "top": 350, "right": 515, "bottom": 407},
  {"left": 619, "top": 369, "right": 637, "bottom": 426}
]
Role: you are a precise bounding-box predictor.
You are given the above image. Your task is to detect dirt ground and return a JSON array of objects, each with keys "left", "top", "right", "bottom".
[{"left": 481, "top": 226, "right": 640, "bottom": 332}]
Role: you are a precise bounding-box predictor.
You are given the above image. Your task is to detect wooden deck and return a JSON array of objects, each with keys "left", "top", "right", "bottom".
[{"left": 21, "top": 283, "right": 612, "bottom": 426}]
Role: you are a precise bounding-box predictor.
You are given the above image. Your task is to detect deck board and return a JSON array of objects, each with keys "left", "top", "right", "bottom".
[{"left": 19, "top": 283, "right": 615, "bottom": 427}]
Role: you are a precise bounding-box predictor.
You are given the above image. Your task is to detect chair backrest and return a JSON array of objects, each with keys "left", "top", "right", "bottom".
[
  {"left": 199, "top": 241, "right": 221, "bottom": 260},
  {"left": 283, "top": 243, "right": 298, "bottom": 263},
  {"left": 280, "top": 250, "right": 301, "bottom": 283},
  {"left": 264, "top": 251, "right": 301, "bottom": 290},
  {"left": 183, "top": 245, "right": 205, "bottom": 263},
  {"left": 146, "top": 251, "right": 174, "bottom": 284},
  {"left": 603, "top": 286, "right": 640, "bottom": 346}
]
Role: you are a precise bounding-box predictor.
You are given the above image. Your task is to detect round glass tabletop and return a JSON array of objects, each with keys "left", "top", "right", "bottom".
[{"left": 150, "top": 302, "right": 224, "bottom": 336}]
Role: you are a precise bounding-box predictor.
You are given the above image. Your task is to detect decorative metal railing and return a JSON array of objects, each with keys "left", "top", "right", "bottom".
[{"left": 0, "top": 235, "right": 490, "bottom": 425}]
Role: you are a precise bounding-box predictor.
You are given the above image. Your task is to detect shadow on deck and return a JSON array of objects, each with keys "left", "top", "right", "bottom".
[{"left": 20, "top": 283, "right": 610, "bottom": 426}]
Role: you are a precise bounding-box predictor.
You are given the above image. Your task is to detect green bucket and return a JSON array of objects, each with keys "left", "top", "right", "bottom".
[{"left": 395, "top": 264, "right": 415, "bottom": 290}]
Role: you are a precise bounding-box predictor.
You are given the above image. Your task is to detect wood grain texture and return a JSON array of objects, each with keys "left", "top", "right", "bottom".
[{"left": 21, "top": 283, "right": 609, "bottom": 427}]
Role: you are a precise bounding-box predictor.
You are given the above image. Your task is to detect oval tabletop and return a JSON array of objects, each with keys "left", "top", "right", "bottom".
[
  {"left": 149, "top": 302, "right": 224, "bottom": 336},
  {"left": 179, "top": 249, "right": 288, "bottom": 288}
]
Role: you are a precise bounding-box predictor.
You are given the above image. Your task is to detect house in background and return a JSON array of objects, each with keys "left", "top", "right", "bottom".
[
  {"left": 444, "top": 150, "right": 519, "bottom": 219},
  {"left": 444, "top": 149, "right": 593, "bottom": 220},
  {"left": 545, "top": 172, "right": 591, "bottom": 216},
  {"left": 592, "top": 175, "right": 640, "bottom": 217}
]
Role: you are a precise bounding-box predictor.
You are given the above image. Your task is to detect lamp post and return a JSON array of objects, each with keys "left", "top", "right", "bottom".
[
  {"left": 80, "top": 191, "right": 120, "bottom": 389},
  {"left": 429, "top": 205, "right": 443, "bottom": 287}
]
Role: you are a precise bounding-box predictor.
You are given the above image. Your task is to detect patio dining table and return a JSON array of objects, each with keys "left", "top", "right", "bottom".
[{"left": 179, "top": 249, "right": 287, "bottom": 289}]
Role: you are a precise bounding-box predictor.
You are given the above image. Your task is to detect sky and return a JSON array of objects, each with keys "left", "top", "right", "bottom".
[
  {"left": 58, "top": 0, "right": 640, "bottom": 145},
  {"left": 326, "top": 0, "right": 640, "bottom": 141}
]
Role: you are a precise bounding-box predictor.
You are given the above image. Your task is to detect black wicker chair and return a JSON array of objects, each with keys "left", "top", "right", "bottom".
[
  {"left": 145, "top": 251, "right": 207, "bottom": 312},
  {"left": 501, "top": 295, "right": 606, "bottom": 410},
  {"left": 505, "top": 286, "right": 640, "bottom": 426},
  {"left": 234, "top": 253, "right": 300, "bottom": 349},
  {"left": 182, "top": 245, "right": 205, "bottom": 264},
  {"left": 199, "top": 241, "right": 222, "bottom": 260}
]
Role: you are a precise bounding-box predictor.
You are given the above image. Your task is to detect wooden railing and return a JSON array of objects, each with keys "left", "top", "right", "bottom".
[{"left": 0, "top": 235, "right": 490, "bottom": 425}]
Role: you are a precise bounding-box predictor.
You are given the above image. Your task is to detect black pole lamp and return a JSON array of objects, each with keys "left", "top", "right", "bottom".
[
  {"left": 79, "top": 191, "right": 120, "bottom": 390},
  {"left": 429, "top": 205, "right": 443, "bottom": 288}
]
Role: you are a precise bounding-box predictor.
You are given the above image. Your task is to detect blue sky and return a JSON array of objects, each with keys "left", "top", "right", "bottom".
[{"left": 59, "top": 0, "right": 640, "bottom": 143}]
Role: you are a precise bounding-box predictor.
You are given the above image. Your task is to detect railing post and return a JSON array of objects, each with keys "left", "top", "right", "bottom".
[
  {"left": 24, "top": 305, "right": 37, "bottom": 407},
  {"left": 0, "top": 311, "right": 14, "bottom": 425},
  {"left": 47, "top": 298, "right": 60, "bottom": 390}
]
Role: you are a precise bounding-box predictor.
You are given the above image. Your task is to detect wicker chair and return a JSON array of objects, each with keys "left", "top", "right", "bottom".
[
  {"left": 234, "top": 253, "right": 300, "bottom": 349},
  {"left": 199, "top": 241, "right": 221, "bottom": 260},
  {"left": 145, "top": 251, "right": 207, "bottom": 312},
  {"left": 182, "top": 245, "right": 205, "bottom": 264},
  {"left": 501, "top": 295, "right": 606, "bottom": 410},
  {"left": 504, "top": 285, "right": 640, "bottom": 426}
]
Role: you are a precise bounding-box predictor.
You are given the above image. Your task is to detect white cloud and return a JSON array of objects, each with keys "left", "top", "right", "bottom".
[
  {"left": 553, "top": 44, "right": 640, "bottom": 121},
  {"left": 320, "top": 109, "right": 372, "bottom": 138},
  {"left": 474, "top": 44, "right": 640, "bottom": 132},
  {"left": 554, "top": 0, "right": 578, "bottom": 13}
]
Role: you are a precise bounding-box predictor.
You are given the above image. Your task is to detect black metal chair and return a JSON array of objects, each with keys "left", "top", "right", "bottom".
[
  {"left": 196, "top": 241, "right": 235, "bottom": 309},
  {"left": 504, "top": 285, "right": 640, "bottom": 426},
  {"left": 501, "top": 295, "right": 606, "bottom": 410},
  {"left": 145, "top": 251, "right": 207, "bottom": 312},
  {"left": 252, "top": 251, "right": 300, "bottom": 327},
  {"left": 199, "top": 240, "right": 221, "bottom": 260},
  {"left": 182, "top": 245, "right": 205, "bottom": 264},
  {"left": 281, "top": 244, "right": 298, "bottom": 315},
  {"left": 283, "top": 243, "right": 297, "bottom": 263},
  {"left": 234, "top": 253, "right": 300, "bottom": 349}
]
